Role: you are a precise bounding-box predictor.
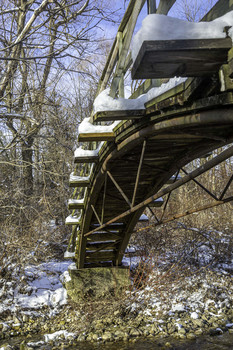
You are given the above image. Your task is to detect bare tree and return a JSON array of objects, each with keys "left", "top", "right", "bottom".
[
  {"left": 175, "top": 0, "right": 217, "bottom": 21},
  {"left": 0, "top": 0, "right": 119, "bottom": 235}
]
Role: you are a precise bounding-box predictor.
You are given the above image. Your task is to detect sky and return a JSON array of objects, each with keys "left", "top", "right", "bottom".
[{"left": 101, "top": 0, "right": 219, "bottom": 40}]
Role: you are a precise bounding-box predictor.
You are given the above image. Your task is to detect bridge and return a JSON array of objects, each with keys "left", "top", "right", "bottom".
[{"left": 65, "top": 0, "right": 233, "bottom": 271}]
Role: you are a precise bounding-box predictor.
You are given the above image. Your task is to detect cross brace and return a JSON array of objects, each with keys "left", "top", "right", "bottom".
[{"left": 84, "top": 145, "right": 233, "bottom": 237}]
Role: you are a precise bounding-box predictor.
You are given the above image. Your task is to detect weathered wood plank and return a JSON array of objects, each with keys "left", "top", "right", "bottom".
[
  {"left": 84, "top": 262, "right": 113, "bottom": 268},
  {"left": 143, "top": 78, "right": 199, "bottom": 109},
  {"left": 229, "top": 58, "right": 233, "bottom": 78},
  {"left": 65, "top": 215, "right": 82, "bottom": 225},
  {"left": 68, "top": 199, "right": 85, "bottom": 210},
  {"left": 87, "top": 233, "right": 120, "bottom": 242},
  {"left": 85, "top": 251, "right": 116, "bottom": 261},
  {"left": 92, "top": 109, "right": 145, "bottom": 123},
  {"left": 132, "top": 38, "right": 232, "bottom": 79},
  {"left": 78, "top": 132, "right": 115, "bottom": 142},
  {"left": 202, "top": 0, "right": 233, "bottom": 22},
  {"left": 146, "top": 92, "right": 233, "bottom": 118},
  {"left": 219, "top": 64, "right": 233, "bottom": 91},
  {"left": 90, "top": 223, "right": 126, "bottom": 230},
  {"left": 150, "top": 133, "right": 203, "bottom": 140},
  {"left": 229, "top": 47, "right": 233, "bottom": 77},
  {"left": 119, "top": 0, "right": 141, "bottom": 33},
  {"left": 86, "top": 242, "right": 119, "bottom": 251},
  {"left": 130, "top": 79, "right": 162, "bottom": 99},
  {"left": 96, "top": 38, "right": 118, "bottom": 95},
  {"left": 156, "top": 0, "right": 176, "bottom": 15},
  {"left": 110, "top": 0, "right": 146, "bottom": 98},
  {"left": 147, "top": 0, "right": 156, "bottom": 13},
  {"left": 69, "top": 174, "right": 90, "bottom": 187},
  {"left": 74, "top": 155, "right": 98, "bottom": 164}
]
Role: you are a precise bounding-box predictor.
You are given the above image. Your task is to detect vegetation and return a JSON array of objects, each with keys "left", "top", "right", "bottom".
[{"left": 0, "top": 0, "right": 120, "bottom": 264}]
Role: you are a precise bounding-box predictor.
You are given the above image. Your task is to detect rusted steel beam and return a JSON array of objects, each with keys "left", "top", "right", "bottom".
[
  {"left": 132, "top": 140, "right": 146, "bottom": 207},
  {"left": 107, "top": 170, "right": 132, "bottom": 207},
  {"left": 91, "top": 205, "right": 102, "bottom": 226},
  {"left": 219, "top": 174, "right": 233, "bottom": 200},
  {"left": 101, "top": 173, "right": 107, "bottom": 225},
  {"left": 160, "top": 172, "right": 180, "bottom": 222},
  {"left": 84, "top": 145, "right": 233, "bottom": 237},
  {"left": 181, "top": 167, "right": 218, "bottom": 201},
  {"left": 137, "top": 196, "right": 233, "bottom": 232}
]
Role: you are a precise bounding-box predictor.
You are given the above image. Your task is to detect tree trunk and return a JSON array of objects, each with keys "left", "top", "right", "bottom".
[{"left": 21, "top": 140, "right": 34, "bottom": 197}]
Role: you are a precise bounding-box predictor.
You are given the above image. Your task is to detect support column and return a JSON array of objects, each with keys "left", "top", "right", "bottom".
[{"left": 64, "top": 266, "right": 130, "bottom": 302}]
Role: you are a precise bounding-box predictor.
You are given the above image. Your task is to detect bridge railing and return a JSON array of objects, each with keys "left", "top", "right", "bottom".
[{"left": 96, "top": 0, "right": 176, "bottom": 100}]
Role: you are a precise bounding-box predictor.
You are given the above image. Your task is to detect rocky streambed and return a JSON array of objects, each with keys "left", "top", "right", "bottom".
[{"left": 0, "top": 268, "right": 233, "bottom": 349}]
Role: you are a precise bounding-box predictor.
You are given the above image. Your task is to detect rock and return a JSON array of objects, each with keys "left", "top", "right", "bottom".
[
  {"left": 194, "top": 329, "right": 203, "bottom": 335},
  {"left": 209, "top": 328, "right": 223, "bottom": 336},
  {"left": 186, "top": 333, "right": 196, "bottom": 340},
  {"left": 22, "top": 315, "right": 29, "bottom": 323},
  {"left": 19, "top": 341, "right": 27, "bottom": 350},
  {"left": 130, "top": 328, "right": 141, "bottom": 337},
  {"left": 114, "top": 330, "right": 126, "bottom": 339},
  {"left": 192, "top": 319, "right": 203, "bottom": 327},
  {"left": 178, "top": 328, "right": 186, "bottom": 335},
  {"left": 91, "top": 334, "right": 99, "bottom": 341},
  {"left": 77, "top": 334, "right": 86, "bottom": 342},
  {"left": 13, "top": 316, "right": 21, "bottom": 324},
  {"left": 178, "top": 334, "right": 186, "bottom": 339},
  {"left": 0, "top": 345, "right": 12, "bottom": 350},
  {"left": 2, "top": 323, "right": 10, "bottom": 332},
  {"left": 209, "top": 317, "right": 219, "bottom": 325},
  {"left": 102, "top": 331, "right": 113, "bottom": 342},
  {"left": 167, "top": 326, "right": 176, "bottom": 334}
]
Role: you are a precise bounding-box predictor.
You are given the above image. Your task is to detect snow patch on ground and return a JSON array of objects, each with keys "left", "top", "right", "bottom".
[
  {"left": 44, "top": 330, "right": 76, "bottom": 342},
  {"left": 0, "top": 260, "right": 73, "bottom": 316}
]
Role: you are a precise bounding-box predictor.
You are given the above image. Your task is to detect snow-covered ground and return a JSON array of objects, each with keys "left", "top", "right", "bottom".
[
  {"left": 0, "top": 224, "right": 233, "bottom": 349},
  {"left": 0, "top": 260, "right": 72, "bottom": 316}
]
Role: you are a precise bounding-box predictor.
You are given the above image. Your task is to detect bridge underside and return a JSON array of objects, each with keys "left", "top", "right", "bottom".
[{"left": 77, "top": 98, "right": 233, "bottom": 268}]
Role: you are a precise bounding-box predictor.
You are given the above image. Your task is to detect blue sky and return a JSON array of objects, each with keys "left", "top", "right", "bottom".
[{"left": 102, "top": 0, "right": 219, "bottom": 41}]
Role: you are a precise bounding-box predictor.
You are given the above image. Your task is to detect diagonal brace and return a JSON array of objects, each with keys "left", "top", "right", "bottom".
[
  {"left": 181, "top": 167, "right": 218, "bottom": 200},
  {"left": 85, "top": 145, "right": 233, "bottom": 237},
  {"left": 132, "top": 140, "right": 146, "bottom": 207},
  {"left": 107, "top": 170, "right": 132, "bottom": 207},
  {"left": 219, "top": 173, "right": 233, "bottom": 200}
]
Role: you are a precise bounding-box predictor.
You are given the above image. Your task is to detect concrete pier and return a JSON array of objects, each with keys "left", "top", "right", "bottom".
[{"left": 64, "top": 266, "right": 130, "bottom": 302}]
